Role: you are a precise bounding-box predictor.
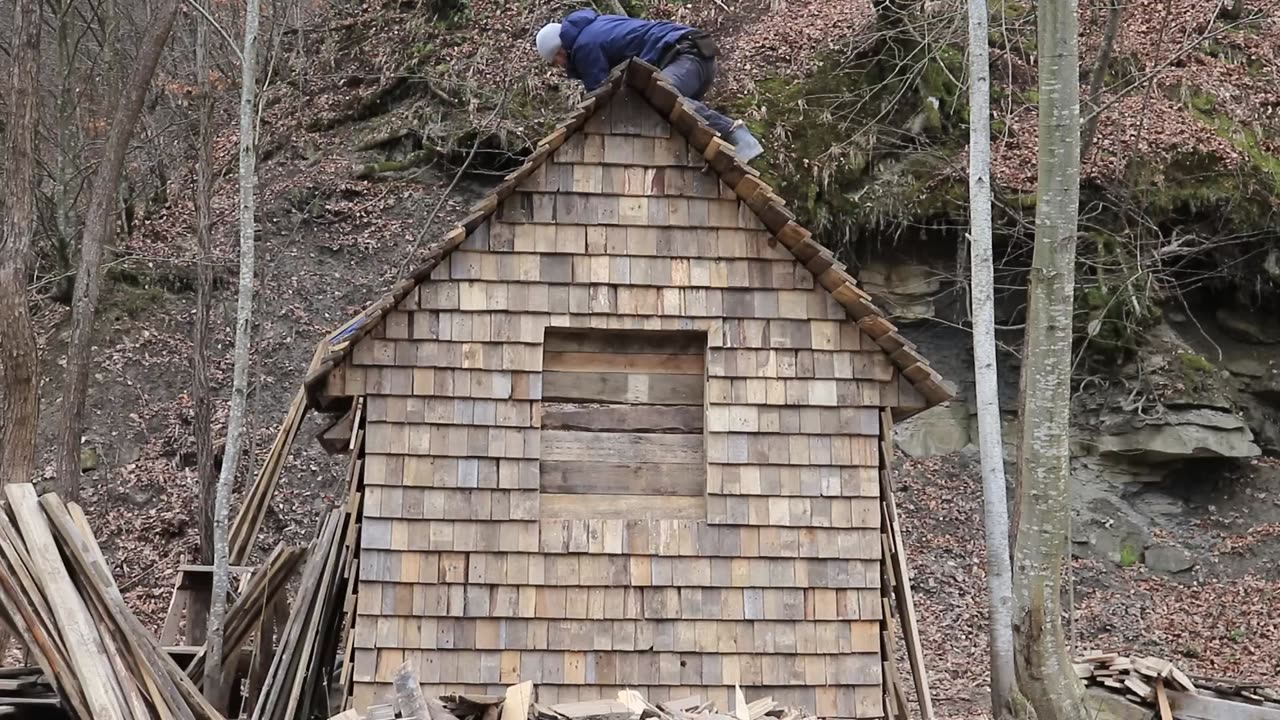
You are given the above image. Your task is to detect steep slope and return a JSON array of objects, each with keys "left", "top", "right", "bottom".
[{"left": 21, "top": 0, "right": 1279, "bottom": 710}]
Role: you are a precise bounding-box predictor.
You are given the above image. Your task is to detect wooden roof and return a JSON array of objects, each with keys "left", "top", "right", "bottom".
[{"left": 303, "top": 59, "right": 954, "bottom": 411}]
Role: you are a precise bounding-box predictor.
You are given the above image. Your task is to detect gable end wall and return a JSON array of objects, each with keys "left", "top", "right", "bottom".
[{"left": 336, "top": 86, "right": 917, "bottom": 719}]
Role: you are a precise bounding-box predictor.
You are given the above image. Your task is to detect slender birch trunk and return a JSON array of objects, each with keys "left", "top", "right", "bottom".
[
  {"left": 56, "top": 1, "right": 179, "bottom": 500},
  {"left": 204, "top": 0, "right": 262, "bottom": 702},
  {"left": 1011, "top": 0, "right": 1088, "bottom": 713},
  {"left": 966, "top": 0, "right": 1020, "bottom": 716}
]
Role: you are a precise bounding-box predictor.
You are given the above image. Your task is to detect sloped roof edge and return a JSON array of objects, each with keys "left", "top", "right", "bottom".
[{"left": 303, "top": 59, "right": 955, "bottom": 411}]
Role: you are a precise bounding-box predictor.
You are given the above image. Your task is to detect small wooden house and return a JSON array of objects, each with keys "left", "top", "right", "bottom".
[{"left": 305, "top": 60, "right": 953, "bottom": 719}]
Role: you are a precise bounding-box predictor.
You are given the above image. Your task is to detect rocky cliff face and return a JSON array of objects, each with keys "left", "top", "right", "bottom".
[{"left": 862, "top": 251, "right": 1280, "bottom": 581}]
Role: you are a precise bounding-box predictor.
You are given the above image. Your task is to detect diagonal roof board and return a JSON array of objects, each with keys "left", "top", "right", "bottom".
[{"left": 303, "top": 58, "right": 955, "bottom": 413}]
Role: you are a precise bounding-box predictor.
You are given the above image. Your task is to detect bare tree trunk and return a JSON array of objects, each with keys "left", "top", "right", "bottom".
[
  {"left": 204, "top": 0, "right": 262, "bottom": 702},
  {"left": 966, "top": 0, "right": 1020, "bottom": 716},
  {"left": 55, "top": 1, "right": 180, "bottom": 500},
  {"left": 193, "top": 10, "right": 218, "bottom": 569},
  {"left": 1079, "top": 0, "right": 1124, "bottom": 157},
  {"left": 1012, "top": 0, "right": 1088, "bottom": 713},
  {"left": 0, "top": 0, "right": 44, "bottom": 489},
  {"left": 53, "top": 0, "right": 81, "bottom": 302}
]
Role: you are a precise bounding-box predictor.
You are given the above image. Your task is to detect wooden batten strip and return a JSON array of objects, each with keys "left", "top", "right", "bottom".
[
  {"left": 687, "top": 121, "right": 719, "bottom": 150},
  {"left": 733, "top": 174, "right": 766, "bottom": 203},
  {"left": 537, "top": 126, "right": 569, "bottom": 150},
  {"left": 704, "top": 143, "right": 741, "bottom": 177},
  {"left": 888, "top": 346, "right": 926, "bottom": 369},
  {"left": 775, "top": 222, "right": 810, "bottom": 250},
  {"left": 668, "top": 99, "right": 703, "bottom": 137},
  {"left": 805, "top": 253, "right": 837, "bottom": 277},
  {"left": 644, "top": 77, "right": 680, "bottom": 117},
  {"left": 388, "top": 278, "right": 415, "bottom": 299},
  {"left": 715, "top": 162, "right": 750, "bottom": 193},
  {"left": 625, "top": 59, "right": 657, "bottom": 90},
  {"left": 916, "top": 378, "right": 953, "bottom": 404},
  {"left": 817, "top": 268, "right": 852, "bottom": 294},
  {"left": 757, "top": 201, "right": 795, "bottom": 235},
  {"left": 701, "top": 136, "right": 733, "bottom": 165},
  {"left": 789, "top": 237, "right": 822, "bottom": 263},
  {"left": 869, "top": 329, "right": 912, "bottom": 353},
  {"left": 408, "top": 257, "right": 445, "bottom": 283},
  {"left": 901, "top": 363, "right": 938, "bottom": 385},
  {"left": 857, "top": 317, "right": 898, "bottom": 342}
]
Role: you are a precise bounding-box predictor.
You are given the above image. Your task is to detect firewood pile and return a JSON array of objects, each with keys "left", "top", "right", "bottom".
[
  {"left": 0, "top": 483, "right": 224, "bottom": 719},
  {"left": 330, "top": 667, "right": 817, "bottom": 720}
]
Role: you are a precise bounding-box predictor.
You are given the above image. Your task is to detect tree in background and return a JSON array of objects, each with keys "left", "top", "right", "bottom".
[
  {"left": 55, "top": 1, "right": 181, "bottom": 500},
  {"left": 0, "top": 0, "right": 44, "bottom": 488},
  {"left": 964, "top": 0, "right": 1021, "bottom": 716},
  {"left": 204, "top": 0, "right": 264, "bottom": 701},
  {"left": 187, "top": 8, "right": 220, "bottom": 650},
  {"left": 1011, "top": 0, "right": 1089, "bottom": 713}
]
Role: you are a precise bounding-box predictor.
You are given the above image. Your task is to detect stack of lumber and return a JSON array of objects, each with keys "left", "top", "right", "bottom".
[
  {"left": 0, "top": 667, "right": 59, "bottom": 715},
  {"left": 0, "top": 483, "right": 224, "bottom": 720},
  {"left": 183, "top": 543, "right": 307, "bottom": 683},
  {"left": 1073, "top": 651, "right": 1198, "bottom": 702},
  {"left": 331, "top": 674, "right": 819, "bottom": 720},
  {"left": 1075, "top": 651, "right": 1280, "bottom": 720},
  {"left": 250, "top": 505, "right": 356, "bottom": 720}
]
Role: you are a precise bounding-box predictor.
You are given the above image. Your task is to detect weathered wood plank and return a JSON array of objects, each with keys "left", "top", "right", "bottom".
[
  {"left": 543, "top": 372, "right": 703, "bottom": 405},
  {"left": 539, "top": 494, "right": 705, "bottom": 520},
  {"left": 541, "top": 404, "right": 703, "bottom": 433},
  {"left": 544, "top": 328, "right": 705, "bottom": 355},
  {"left": 543, "top": 351, "right": 704, "bottom": 374},
  {"left": 4, "top": 484, "right": 129, "bottom": 720},
  {"left": 541, "top": 430, "right": 704, "bottom": 464},
  {"left": 1167, "top": 690, "right": 1280, "bottom": 720},
  {"left": 540, "top": 461, "right": 705, "bottom": 496}
]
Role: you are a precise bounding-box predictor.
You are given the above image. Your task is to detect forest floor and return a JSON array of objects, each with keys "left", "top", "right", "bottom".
[
  {"left": 896, "top": 453, "right": 1280, "bottom": 718},
  {"left": 21, "top": 0, "right": 1280, "bottom": 714}
]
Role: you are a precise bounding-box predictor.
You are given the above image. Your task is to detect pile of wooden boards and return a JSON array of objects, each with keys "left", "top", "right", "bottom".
[
  {"left": 1074, "top": 651, "right": 1198, "bottom": 702},
  {"left": 249, "top": 485, "right": 362, "bottom": 720},
  {"left": 0, "top": 666, "right": 59, "bottom": 715},
  {"left": 182, "top": 543, "right": 306, "bottom": 684},
  {"left": 331, "top": 671, "right": 818, "bottom": 720},
  {"left": 1073, "top": 651, "right": 1280, "bottom": 720},
  {"left": 0, "top": 483, "right": 224, "bottom": 720}
]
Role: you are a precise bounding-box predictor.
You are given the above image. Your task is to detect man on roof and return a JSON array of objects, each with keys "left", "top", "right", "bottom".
[{"left": 534, "top": 9, "right": 764, "bottom": 163}]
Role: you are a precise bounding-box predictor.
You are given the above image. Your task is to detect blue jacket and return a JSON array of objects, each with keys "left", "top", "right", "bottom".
[{"left": 560, "top": 9, "right": 692, "bottom": 91}]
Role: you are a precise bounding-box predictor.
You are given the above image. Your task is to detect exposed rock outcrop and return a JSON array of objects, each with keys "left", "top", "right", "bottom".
[
  {"left": 1094, "top": 408, "right": 1261, "bottom": 463},
  {"left": 1079, "top": 322, "right": 1261, "bottom": 467},
  {"left": 893, "top": 401, "right": 971, "bottom": 457},
  {"left": 1143, "top": 544, "right": 1197, "bottom": 573},
  {"left": 858, "top": 262, "right": 941, "bottom": 320}
]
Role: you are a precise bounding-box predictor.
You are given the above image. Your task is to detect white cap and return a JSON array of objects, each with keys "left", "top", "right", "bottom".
[{"left": 536, "top": 23, "right": 562, "bottom": 62}]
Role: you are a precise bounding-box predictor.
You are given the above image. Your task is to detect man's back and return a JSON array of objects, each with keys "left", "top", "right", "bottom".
[{"left": 560, "top": 9, "right": 690, "bottom": 89}]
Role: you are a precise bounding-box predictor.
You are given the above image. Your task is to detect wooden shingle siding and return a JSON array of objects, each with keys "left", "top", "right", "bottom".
[
  {"left": 341, "top": 86, "right": 893, "bottom": 718},
  {"left": 352, "top": 684, "right": 881, "bottom": 720}
]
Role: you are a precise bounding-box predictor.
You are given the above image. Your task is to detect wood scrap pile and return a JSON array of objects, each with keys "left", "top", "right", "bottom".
[
  {"left": 332, "top": 669, "right": 818, "bottom": 720},
  {"left": 1073, "top": 651, "right": 1198, "bottom": 702},
  {"left": 1074, "top": 650, "right": 1280, "bottom": 720},
  {"left": 0, "top": 483, "right": 224, "bottom": 720}
]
